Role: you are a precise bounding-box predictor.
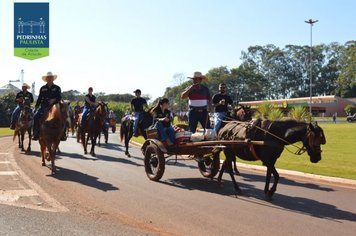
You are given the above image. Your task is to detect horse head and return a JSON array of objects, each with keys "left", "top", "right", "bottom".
[
  {"left": 95, "top": 102, "right": 108, "bottom": 120},
  {"left": 234, "top": 105, "right": 253, "bottom": 121},
  {"left": 19, "top": 105, "right": 33, "bottom": 124},
  {"left": 303, "top": 122, "right": 326, "bottom": 163}
]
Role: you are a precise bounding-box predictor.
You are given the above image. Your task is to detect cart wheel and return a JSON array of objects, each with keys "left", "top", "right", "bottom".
[
  {"left": 144, "top": 143, "right": 165, "bottom": 181},
  {"left": 197, "top": 151, "right": 220, "bottom": 178}
]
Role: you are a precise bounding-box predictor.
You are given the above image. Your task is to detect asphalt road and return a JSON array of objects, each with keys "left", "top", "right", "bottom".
[{"left": 1, "top": 133, "right": 356, "bottom": 235}]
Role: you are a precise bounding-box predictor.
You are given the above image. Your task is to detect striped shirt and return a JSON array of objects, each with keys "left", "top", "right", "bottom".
[{"left": 188, "top": 84, "right": 210, "bottom": 107}]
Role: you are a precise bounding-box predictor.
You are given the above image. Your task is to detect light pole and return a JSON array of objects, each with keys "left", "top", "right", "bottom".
[{"left": 305, "top": 19, "right": 318, "bottom": 116}]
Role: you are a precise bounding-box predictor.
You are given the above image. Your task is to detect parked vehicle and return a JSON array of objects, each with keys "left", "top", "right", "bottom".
[{"left": 346, "top": 114, "right": 356, "bottom": 122}]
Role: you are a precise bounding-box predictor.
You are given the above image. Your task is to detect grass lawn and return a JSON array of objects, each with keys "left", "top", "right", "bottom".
[{"left": 0, "top": 128, "right": 13, "bottom": 137}]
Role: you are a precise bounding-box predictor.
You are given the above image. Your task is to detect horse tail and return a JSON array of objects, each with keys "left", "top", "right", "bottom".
[
  {"left": 13, "top": 129, "right": 19, "bottom": 142},
  {"left": 120, "top": 121, "right": 124, "bottom": 142}
]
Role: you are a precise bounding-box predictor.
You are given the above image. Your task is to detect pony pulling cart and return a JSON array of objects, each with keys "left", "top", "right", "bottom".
[
  {"left": 141, "top": 118, "right": 326, "bottom": 200},
  {"left": 141, "top": 136, "right": 263, "bottom": 181}
]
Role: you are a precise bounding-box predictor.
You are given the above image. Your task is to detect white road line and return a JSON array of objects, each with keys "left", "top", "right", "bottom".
[
  {"left": 0, "top": 161, "right": 11, "bottom": 164},
  {"left": 5, "top": 151, "right": 68, "bottom": 212},
  {"left": 0, "top": 171, "right": 18, "bottom": 175}
]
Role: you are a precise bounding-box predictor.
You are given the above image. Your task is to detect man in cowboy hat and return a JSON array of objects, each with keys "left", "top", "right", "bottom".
[
  {"left": 131, "top": 89, "right": 148, "bottom": 137},
  {"left": 80, "top": 87, "right": 98, "bottom": 128},
  {"left": 181, "top": 71, "right": 212, "bottom": 133},
  {"left": 32, "top": 72, "right": 62, "bottom": 140},
  {"left": 10, "top": 83, "right": 34, "bottom": 130}
]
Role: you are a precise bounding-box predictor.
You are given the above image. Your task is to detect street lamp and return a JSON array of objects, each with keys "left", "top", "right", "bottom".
[{"left": 304, "top": 19, "right": 318, "bottom": 116}]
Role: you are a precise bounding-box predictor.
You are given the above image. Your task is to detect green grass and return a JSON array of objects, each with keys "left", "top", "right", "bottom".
[{"left": 0, "top": 128, "right": 13, "bottom": 136}]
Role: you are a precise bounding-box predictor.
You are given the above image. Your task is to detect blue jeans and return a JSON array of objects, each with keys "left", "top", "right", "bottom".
[
  {"left": 188, "top": 109, "right": 210, "bottom": 133},
  {"left": 133, "top": 112, "right": 142, "bottom": 135},
  {"left": 154, "top": 121, "right": 175, "bottom": 144},
  {"left": 214, "top": 112, "right": 226, "bottom": 133},
  {"left": 10, "top": 106, "right": 21, "bottom": 126},
  {"left": 81, "top": 106, "right": 92, "bottom": 127},
  {"left": 33, "top": 106, "right": 46, "bottom": 136}
]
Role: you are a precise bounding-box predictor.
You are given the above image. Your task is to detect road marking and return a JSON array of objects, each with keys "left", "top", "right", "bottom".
[
  {"left": 0, "top": 161, "right": 11, "bottom": 164},
  {"left": 0, "top": 149, "right": 68, "bottom": 212},
  {"left": 0, "top": 171, "right": 18, "bottom": 175}
]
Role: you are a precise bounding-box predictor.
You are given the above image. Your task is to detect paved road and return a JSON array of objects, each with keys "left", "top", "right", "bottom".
[{"left": 1, "top": 134, "right": 356, "bottom": 235}]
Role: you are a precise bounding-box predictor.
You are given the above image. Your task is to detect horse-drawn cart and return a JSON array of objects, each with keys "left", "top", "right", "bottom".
[{"left": 141, "top": 138, "right": 264, "bottom": 181}]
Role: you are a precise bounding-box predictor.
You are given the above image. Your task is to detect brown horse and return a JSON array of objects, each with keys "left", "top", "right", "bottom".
[
  {"left": 39, "top": 102, "right": 68, "bottom": 174},
  {"left": 79, "top": 102, "right": 108, "bottom": 157},
  {"left": 65, "top": 102, "right": 75, "bottom": 137},
  {"left": 217, "top": 119, "right": 326, "bottom": 200},
  {"left": 13, "top": 105, "right": 33, "bottom": 152}
]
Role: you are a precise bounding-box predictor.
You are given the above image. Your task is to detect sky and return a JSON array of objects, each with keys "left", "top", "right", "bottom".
[{"left": 1, "top": 0, "right": 355, "bottom": 102}]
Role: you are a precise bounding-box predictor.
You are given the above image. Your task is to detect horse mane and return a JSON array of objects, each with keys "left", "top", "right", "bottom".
[{"left": 46, "top": 104, "right": 60, "bottom": 121}]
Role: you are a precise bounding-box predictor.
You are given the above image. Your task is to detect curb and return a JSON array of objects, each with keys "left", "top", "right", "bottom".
[{"left": 130, "top": 140, "right": 356, "bottom": 189}]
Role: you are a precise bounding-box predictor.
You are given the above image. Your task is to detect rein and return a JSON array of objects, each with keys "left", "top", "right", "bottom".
[
  {"left": 252, "top": 123, "right": 307, "bottom": 156},
  {"left": 224, "top": 119, "right": 308, "bottom": 156}
]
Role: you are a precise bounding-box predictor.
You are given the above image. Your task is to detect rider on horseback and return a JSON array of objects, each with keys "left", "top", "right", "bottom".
[
  {"left": 80, "top": 87, "right": 98, "bottom": 128},
  {"left": 131, "top": 89, "right": 148, "bottom": 137},
  {"left": 32, "top": 72, "right": 62, "bottom": 140},
  {"left": 10, "top": 83, "right": 34, "bottom": 130}
]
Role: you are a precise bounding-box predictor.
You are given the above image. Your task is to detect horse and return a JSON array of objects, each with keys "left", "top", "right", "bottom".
[
  {"left": 79, "top": 102, "right": 108, "bottom": 157},
  {"left": 74, "top": 106, "right": 83, "bottom": 141},
  {"left": 13, "top": 105, "right": 33, "bottom": 152},
  {"left": 97, "top": 118, "right": 109, "bottom": 146},
  {"left": 65, "top": 102, "right": 75, "bottom": 137},
  {"left": 38, "top": 101, "right": 68, "bottom": 174},
  {"left": 228, "top": 105, "right": 253, "bottom": 174},
  {"left": 120, "top": 111, "right": 153, "bottom": 157},
  {"left": 217, "top": 119, "right": 326, "bottom": 200}
]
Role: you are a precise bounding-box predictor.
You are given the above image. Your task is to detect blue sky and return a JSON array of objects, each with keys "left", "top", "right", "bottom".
[{"left": 1, "top": 0, "right": 355, "bottom": 101}]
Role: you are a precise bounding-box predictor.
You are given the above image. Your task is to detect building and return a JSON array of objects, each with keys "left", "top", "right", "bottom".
[
  {"left": 239, "top": 95, "right": 356, "bottom": 117},
  {"left": 0, "top": 84, "right": 21, "bottom": 96}
]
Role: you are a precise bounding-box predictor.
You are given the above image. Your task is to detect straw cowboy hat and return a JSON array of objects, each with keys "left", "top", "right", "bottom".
[
  {"left": 42, "top": 71, "right": 57, "bottom": 82},
  {"left": 188, "top": 71, "right": 206, "bottom": 80},
  {"left": 22, "top": 83, "right": 31, "bottom": 89}
]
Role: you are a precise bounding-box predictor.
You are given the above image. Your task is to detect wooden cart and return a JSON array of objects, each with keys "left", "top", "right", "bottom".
[{"left": 141, "top": 139, "right": 264, "bottom": 181}]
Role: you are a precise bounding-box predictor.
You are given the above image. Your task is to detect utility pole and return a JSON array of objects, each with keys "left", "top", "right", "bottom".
[{"left": 304, "top": 19, "right": 318, "bottom": 116}]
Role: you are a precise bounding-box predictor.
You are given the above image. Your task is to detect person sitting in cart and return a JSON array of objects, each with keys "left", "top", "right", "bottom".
[{"left": 151, "top": 98, "right": 176, "bottom": 147}]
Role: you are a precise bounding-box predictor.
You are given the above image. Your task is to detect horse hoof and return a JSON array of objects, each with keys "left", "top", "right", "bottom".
[
  {"left": 84, "top": 151, "right": 87, "bottom": 154},
  {"left": 91, "top": 153, "right": 96, "bottom": 157},
  {"left": 265, "top": 191, "right": 273, "bottom": 201},
  {"left": 27, "top": 147, "right": 31, "bottom": 152},
  {"left": 235, "top": 187, "right": 243, "bottom": 195},
  {"left": 42, "top": 162, "right": 45, "bottom": 166}
]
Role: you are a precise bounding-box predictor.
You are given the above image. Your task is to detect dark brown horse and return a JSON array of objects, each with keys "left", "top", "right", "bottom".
[
  {"left": 65, "top": 102, "right": 75, "bottom": 137},
  {"left": 13, "top": 105, "right": 33, "bottom": 152},
  {"left": 223, "top": 105, "right": 253, "bottom": 174},
  {"left": 217, "top": 119, "right": 326, "bottom": 200},
  {"left": 39, "top": 102, "right": 68, "bottom": 174},
  {"left": 79, "top": 102, "right": 108, "bottom": 157},
  {"left": 120, "top": 111, "right": 153, "bottom": 157}
]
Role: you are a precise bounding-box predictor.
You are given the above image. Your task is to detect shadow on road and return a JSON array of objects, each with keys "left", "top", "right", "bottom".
[
  {"left": 240, "top": 172, "right": 335, "bottom": 192},
  {"left": 48, "top": 166, "right": 119, "bottom": 192},
  {"left": 163, "top": 175, "right": 356, "bottom": 222}
]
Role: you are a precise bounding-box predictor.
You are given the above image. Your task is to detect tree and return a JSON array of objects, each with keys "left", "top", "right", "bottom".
[
  {"left": 336, "top": 42, "right": 356, "bottom": 97},
  {"left": 0, "top": 92, "right": 17, "bottom": 127}
]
